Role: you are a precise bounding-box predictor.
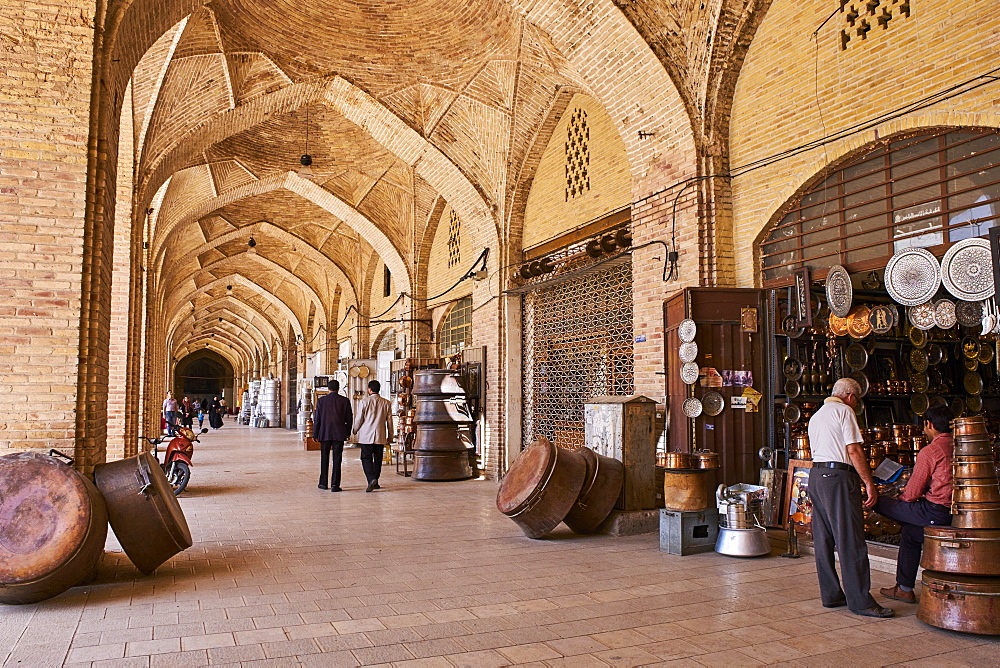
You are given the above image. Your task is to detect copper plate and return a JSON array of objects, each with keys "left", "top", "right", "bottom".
[
  {"left": 849, "top": 371, "right": 869, "bottom": 397},
  {"left": 826, "top": 264, "right": 853, "bottom": 317},
  {"left": 701, "top": 391, "right": 724, "bottom": 417},
  {"left": 962, "top": 336, "right": 981, "bottom": 359},
  {"left": 912, "top": 372, "right": 929, "bottom": 393},
  {"left": 783, "top": 357, "right": 803, "bottom": 380},
  {"left": 956, "top": 300, "right": 984, "bottom": 328},
  {"left": 967, "top": 394, "right": 983, "bottom": 413},
  {"left": 979, "top": 344, "right": 994, "bottom": 365},
  {"left": 681, "top": 362, "right": 700, "bottom": 385},
  {"left": 885, "top": 247, "right": 942, "bottom": 306},
  {"left": 828, "top": 313, "right": 850, "bottom": 336},
  {"left": 941, "top": 238, "right": 995, "bottom": 301},
  {"left": 964, "top": 372, "right": 983, "bottom": 395},
  {"left": 909, "top": 302, "right": 937, "bottom": 331},
  {"left": 678, "top": 318, "right": 697, "bottom": 343},
  {"left": 869, "top": 305, "right": 894, "bottom": 334},
  {"left": 964, "top": 356, "right": 979, "bottom": 371},
  {"left": 951, "top": 396, "right": 966, "bottom": 418},
  {"left": 682, "top": 397, "right": 703, "bottom": 418},
  {"left": 911, "top": 393, "right": 929, "bottom": 415},
  {"left": 845, "top": 342, "right": 868, "bottom": 370},
  {"left": 783, "top": 403, "right": 801, "bottom": 423},
  {"left": 679, "top": 341, "right": 698, "bottom": 363},
  {"left": 908, "top": 326, "right": 928, "bottom": 348},
  {"left": 847, "top": 306, "right": 873, "bottom": 339},
  {"left": 784, "top": 379, "right": 801, "bottom": 398},
  {"left": 927, "top": 344, "right": 943, "bottom": 365},
  {"left": 854, "top": 398, "right": 865, "bottom": 416},
  {"left": 910, "top": 348, "right": 929, "bottom": 372},
  {"left": 934, "top": 299, "right": 957, "bottom": 329}
]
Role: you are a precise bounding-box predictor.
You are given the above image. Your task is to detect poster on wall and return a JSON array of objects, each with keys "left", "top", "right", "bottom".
[{"left": 785, "top": 459, "right": 813, "bottom": 529}]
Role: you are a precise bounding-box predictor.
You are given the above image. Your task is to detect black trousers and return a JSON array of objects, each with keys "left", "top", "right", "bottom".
[
  {"left": 319, "top": 440, "right": 345, "bottom": 489},
  {"left": 360, "top": 443, "right": 384, "bottom": 483},
  {"left": 808, "top": 467, "right": 877, "bottom": 612},
  {"left": 875, "top": 496, "right": 951, "bottom": 589}
]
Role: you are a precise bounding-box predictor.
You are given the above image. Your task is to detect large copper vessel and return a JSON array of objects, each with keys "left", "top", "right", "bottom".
[
  {"left": 412, "top": 369, "right": 465, "bottom": 395},
  {"left": 0, "top": 452, "right": 108, "bottom": 604},
  {"left": 918, "top": 570, "right": 1000, "bottom": 635},
  {"left": 954, "top": 435, "right": 993, "bottom": 457},
  {"left": 951, "top": 503, "right": 1000, "bottom": 529},
  {"left": 953, "top": 456, "right": 999, "bottom": 480},
  {"left": 412, "top": 424, "right": 473, "bottom": 451},
  {"left": 922, "top": 527, "right": 1000, "bottom": 576},
  {"left": 496, "top": 437, "right": 586, "bottom": 539},
  {"left": 563, "top": 447, "right": 623, "bottom": 534},
  {"left": 952, "top": 416, "right": 989, "bottom": 437},
  {"left": 412, "top": 451, "right": 474, "bottom": 481},
  {"left": 952, "top": 481, "right": 1000, "bottom": 504},
  {"left": 94, "top": 453, "right": 193, "bottom": 574},
  {"left": 413, "top": 396, "right": 474, "bottom": 423}
]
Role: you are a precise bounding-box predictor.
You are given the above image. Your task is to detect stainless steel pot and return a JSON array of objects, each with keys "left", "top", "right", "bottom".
[{"left": 715, "top": 526, "right": 770, "bottom": 557}]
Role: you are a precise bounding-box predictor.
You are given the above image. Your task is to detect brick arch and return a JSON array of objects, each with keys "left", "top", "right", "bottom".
[
  {"left": 150, "top": 171, "right": 410, "bottom": 295},
  {"left": 173, "top": 275, "right": 304, "bottom": 339},
  {"left": 179, "top": 331, "right": 255, "bottom": 369},
  {"left": 414, "top": 197, "right": 449, "bottom": 303},
  {"left": 747, "top": 115, "right": 1000, "bottom": 283},
  {"left": 166, "top": 302, "right": 280, "bottom": 354}
]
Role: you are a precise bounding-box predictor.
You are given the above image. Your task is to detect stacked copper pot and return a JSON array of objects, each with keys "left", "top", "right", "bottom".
[
  {"left": 917, "top": 415, "right": 1000, "bottom": 635},
  {"left": 411, "top": 370, "right": 475, "bottom": 481}
]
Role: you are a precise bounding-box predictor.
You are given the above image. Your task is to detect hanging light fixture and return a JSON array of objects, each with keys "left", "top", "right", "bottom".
[{"left": 297, "top": 105, "right": 316, "bottom": 180}]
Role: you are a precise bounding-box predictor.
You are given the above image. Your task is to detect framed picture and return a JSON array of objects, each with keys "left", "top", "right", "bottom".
[
  {"left": 785, "top": 459, "right": 814, "bottom": 529},
  {"left": 867, "top": 402, "right": 895, "bottom": 427}
]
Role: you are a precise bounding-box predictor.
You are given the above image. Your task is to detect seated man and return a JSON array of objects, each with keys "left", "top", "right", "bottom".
[{"left": 875, "top": 404, "right": 954, "bottom": 603}]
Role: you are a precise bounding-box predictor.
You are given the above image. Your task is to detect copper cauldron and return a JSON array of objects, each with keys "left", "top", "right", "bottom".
[
  {"left": 413, "top": 396, "right": 474, "bottom": 423},
  {"left": 413, "top": 450, "right": 475, "bottom": 481},
  {"left": 952, "top": 416, "right": 988, "bottom": 436},
  {"left": 412, "top": 369, "right": 465, "bottom": 395},
  {"left": 563, "top": 447, "right": 624, "bottom": 534},
  {"left": 870, "top": 426, "right": 891, "bottom": 441},
  {"left": 952, "top": 481, "right": 1000, "bottom": 504},
  {"left": 912, "top": 436, "right": 927, "bottom": 451},
  {"left": 691, "top": 450, "right": 721, "bottom": 469},
  {"left": 954, "top": 436, "right": 994, "bottom": 457},
  {"left": 922, "top": 527, "right": 1000, "bottom": 576},
  {"left": 662, "top": 452, "right": 693, "bottom": 469},
  {"left": 951, "top": 502, "right": 1000, "bottom": 529},
  {"left": 496, "top": 437, "right": 586, "bottom": 539},
  {"left": 953, "top": 456, "right": 999, "bottom": 480},
  {"left": 918, "top": 571, "right": 1000, "bottom": 635},
  {"left": 412, "top": 424, "right": 473, "bottom": 451}
]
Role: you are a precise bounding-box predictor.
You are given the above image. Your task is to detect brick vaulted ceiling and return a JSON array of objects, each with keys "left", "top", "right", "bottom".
[{"left": 130, "top": 0, "right": 768, "bottom": 361}]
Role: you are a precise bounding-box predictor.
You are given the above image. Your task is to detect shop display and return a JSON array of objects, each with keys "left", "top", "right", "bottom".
[
  {"left": 941, "top": 238, "right": 995, "bottom": 302},
  {"left": 678, "top": 318, "right": 697, "bottom": 343},
  {"left": 411, "top": 369, "right": 474, "bottom": 482},
  {"left": 885, "top": 247, "right": 941, "bottom": 306}
]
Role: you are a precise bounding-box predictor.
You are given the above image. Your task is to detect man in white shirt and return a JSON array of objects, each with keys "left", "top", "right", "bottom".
[{"left": 806, "top": 377, "right": 893, "bottom": 618}]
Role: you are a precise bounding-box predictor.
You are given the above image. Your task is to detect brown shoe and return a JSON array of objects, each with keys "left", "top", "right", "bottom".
[{"left": 880, "top": 585, "right": 915, "bottom": 603}]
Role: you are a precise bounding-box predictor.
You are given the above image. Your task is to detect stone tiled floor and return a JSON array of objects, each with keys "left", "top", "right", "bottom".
[{"left": 3, "top": 425, "right": 999, "bottom": 667}]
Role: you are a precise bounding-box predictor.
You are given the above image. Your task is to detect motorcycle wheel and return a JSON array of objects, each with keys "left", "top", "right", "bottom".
[{"left": 168, "top": 461, "right": 190, "bottom": 495}]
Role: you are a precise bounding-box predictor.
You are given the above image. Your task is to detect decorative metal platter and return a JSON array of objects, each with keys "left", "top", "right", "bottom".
[
  {"left": 951, "top": 396, "right": 966, "bottom": 418},
  {"left": 909, "top": 302, "right": 937, "bottom": 331},
  {"left": 912, "top": 371, "right": 929, "bottom": 393},
  {"left": 927, "top": 344, "right": 942, "bottom": 366},
  {"left": 888, "top": 304, "right": 900, "bottom": 328},
  {"left": 849, "top": 370, "right": 869, "bottom": 397},
  {"left": 908, "top": 325, "right": 928, "bottom": 348},
  {"left": 848, "top": 305, "right": 873, "bottom": 339},
  {"left": 783, "top": 403, "right": 801, "bottom": 423},
  {"left": 679, "top": 341, "right": 698, "bottom": 363},
  {"left": 845, "top": 342, "right": 868, "bottom": 370},
  {"left": 854, "top": 398, "right": 865, "bottom": 417},
  {"left": 783, "top": 357, "right": 803, "bottom": 380},
  {"left": 967, "top": 394, "right": 983, "bottom": 413},
  {"left": 942, "top": 238, "right": 994, "bottom": 302},
  {"left": 910, "top": 348, "right": 929, "bottom": 372},
  {"left": 869, "top": 305, "right": 894, "bottom": 334},
  {"left": 702, "top": 391, "right": 725, "bottom": 417},
  {"left": 681, "top": 362, "right": 700, "bottom": 385},
  {"left": 979, "top": 344, "right": 994, "bottom": 365},
  {"left": 961, "top": 336, "right": 981, "bottom": 359},
  {"left": 682, "top": 397, "right": 703, "bottom": 418},
  {"left": 885, "top": 247, "right": 941, "bottom": 306},
  {"left": 964, "top": 356, "right": 979, "bottom": 371},
  {"left": 956, "top": 300, "right": 984, "bottom": 328},
  {"left": 782, "top": 314, "right": 805, "bottom": 338},
  {"left": 825, "top": 265, "right": 853, "bottom": 317},
  {"left": 784, "top": 379, "right": 801, "bottom": 398},
  {"left": 911, "top": 393, "right": 929, "bottom": 416},
  {"left": 934, "top": 299, "right": 957, "bottom": 329},
  {"left": 828, "top": 313, "right": 849, "bottom": 336},
  {"left": 678, "top": 318, "right": 697, "bottom": 343}
]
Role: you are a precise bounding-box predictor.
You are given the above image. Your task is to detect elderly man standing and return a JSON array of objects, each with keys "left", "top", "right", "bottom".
[
  {"left": 353, "top": 380, "right": 394, "bottom": 492},
  {"left": 806, "top": 377, "right": 894, "bottom": 618},
  {"left": 875, "top": 404, "right": 954, "bottom": 603}
]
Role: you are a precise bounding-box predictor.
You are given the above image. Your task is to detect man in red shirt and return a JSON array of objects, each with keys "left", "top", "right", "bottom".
[{"left": 875, "top": 405, "right": 954, "bottom": 603}]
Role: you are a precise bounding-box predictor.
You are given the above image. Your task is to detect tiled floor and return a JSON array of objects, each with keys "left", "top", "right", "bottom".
[{"left": 3, "top": 425, "right": 998, "bottom": 667}]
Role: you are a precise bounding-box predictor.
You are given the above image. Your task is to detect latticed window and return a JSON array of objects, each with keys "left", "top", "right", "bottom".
[
  {"left": 565, "top": 108, "right": 590, "bottom": 201},
  {"left": 761, "top": 129, "right": 1000, "bottom": 285},
  {"left": 447, "top": 210, "right": 461, "bottom": 268},
  {"left": 439, "top": 297, "right": 471, "bottom": 356},
  {"left": 522, "top": 260, "right": 634, "bottom": 449}
]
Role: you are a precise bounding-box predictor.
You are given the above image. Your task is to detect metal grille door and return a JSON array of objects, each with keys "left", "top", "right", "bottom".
[{"left": 522, "top": 260, "right": 634, "bottom": 449}]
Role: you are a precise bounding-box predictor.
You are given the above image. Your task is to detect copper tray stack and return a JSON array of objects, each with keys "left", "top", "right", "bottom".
[
  {"left": 917, "top": 415, "right": 1000, "bottom": 635},
  {"left": 411, "top": 370, "right": 475, "bottom": 481}
]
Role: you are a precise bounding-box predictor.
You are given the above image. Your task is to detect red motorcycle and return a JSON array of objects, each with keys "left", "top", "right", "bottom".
[{"left": 142, "top": 427, "right": 207, "bottom": 495}]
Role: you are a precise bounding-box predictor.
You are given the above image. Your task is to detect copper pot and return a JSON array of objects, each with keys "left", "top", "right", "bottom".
[
  {"left": 955, "top": 436, "right": 993, "bottom": 457},
  {"left": 691, "top": 450, "right": 721, "bottom": 469},
  {"left": 892, "top": 424, "right": 910, "bottom": 439},
  {"left": 792, "top": 434, "right": 810, "bottom": 450},
  {"left": 662, "top": 451, "right": 693, "bottom": 469},
  {"left": 912, "top": 436, "right": 927, "bottom": 451},
  {"left": 870, "top": 426, "right": 891, "bottom": 440},
  {"left": 953, "top": 456, "right": 999, "bottom": 480},
  {"left": 918, "top": 571, "right": 1000, "bottom": 635},
  {"left": 921, "top": 527, "right": 1000, "bottom": 576},
  {"left": 952, "top": 481, "right": 1000, "bottom": 504},
  {"left": 952, "top": 416, "right": 988, "bottom": 436},
  {"left": 952, "top": 502, "right": 1000, "bottom": 529}
]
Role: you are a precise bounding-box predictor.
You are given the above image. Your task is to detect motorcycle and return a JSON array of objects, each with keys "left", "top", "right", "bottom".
[{"left": 142, "top": 427, "right": 207, "bottom": 495}]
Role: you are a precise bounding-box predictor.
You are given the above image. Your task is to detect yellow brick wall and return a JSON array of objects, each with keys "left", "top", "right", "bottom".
[
  {"left": 730, "top": 0, "right": 1000, "bottom": 286},
  {"left": 426, "top": 204, "right": 474, "bottom": 303},
  {"left": 522, "top": 94, "right": 632, "bottom": 250}
]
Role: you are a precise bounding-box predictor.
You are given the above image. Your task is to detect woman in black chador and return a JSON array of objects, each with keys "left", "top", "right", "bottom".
[{"left": 209, "top": 396, "right": 224, "bottom": 429}]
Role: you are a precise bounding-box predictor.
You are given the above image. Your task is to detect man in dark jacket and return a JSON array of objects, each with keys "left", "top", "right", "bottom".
[{"left": 312, "top": 379, "right": 353, "bottom": 491}]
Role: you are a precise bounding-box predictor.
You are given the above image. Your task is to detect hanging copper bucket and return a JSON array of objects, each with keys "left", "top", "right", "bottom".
[
  {"left": 563, "top": 447, "right": 624, "bottom": 534},
  {"left": 921, "top": 527, "right": 1000, "bottom": 576},
  {"left": 412, "top": 369, "right": 465, "bottom": 395}
]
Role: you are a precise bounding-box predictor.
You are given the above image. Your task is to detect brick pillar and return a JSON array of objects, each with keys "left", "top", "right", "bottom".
[{"left": 0, "top": 1, "right": 99, "bottom": 462}]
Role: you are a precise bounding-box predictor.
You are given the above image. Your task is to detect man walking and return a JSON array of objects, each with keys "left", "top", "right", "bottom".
[
  {"left": 312, "top": 379, "right": 352, "bottom": 492},
  {"left": 807, "top": 377, "right": 893, "bottom": 618},
  {"left": 875, "top": 404, "right": 954, "bottom": 603},
  {"left": 162, "top": 391, "right": 179, "bottom": 436},
  {"left": 353, "top": 380, "right": 394, "bottom": 492}
]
